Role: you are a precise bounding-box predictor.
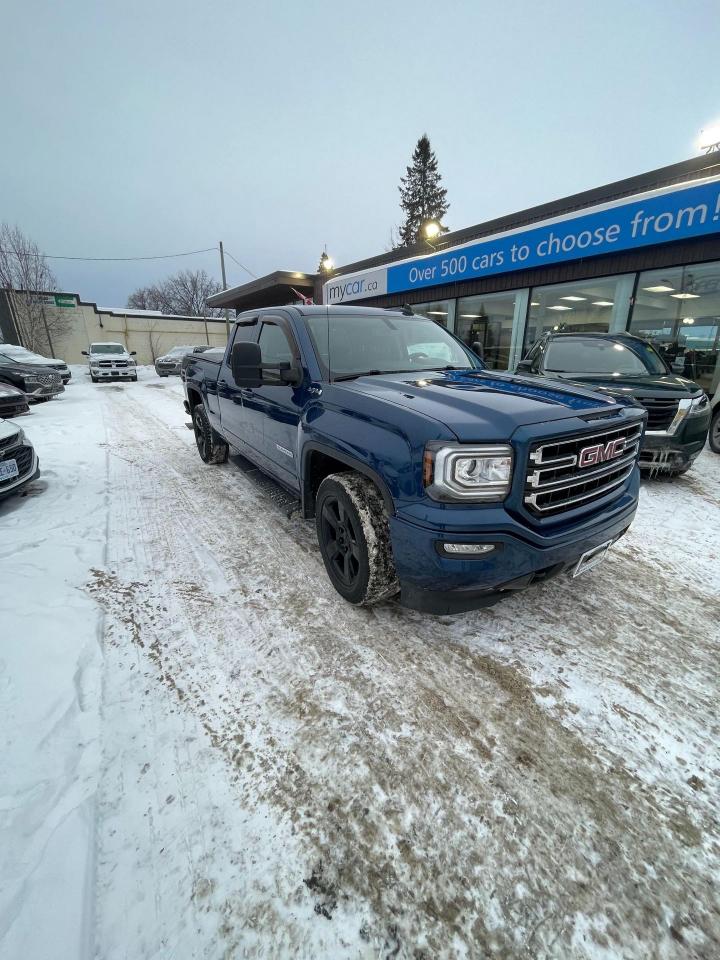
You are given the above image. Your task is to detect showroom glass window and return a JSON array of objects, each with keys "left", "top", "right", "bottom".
[
  {"left": 414, "top": 299, "right": 455, "bottom": 328},
  {"left": 456, "top": 292, "right": 517, "bottom": 369},
  {"left": 629, "top": 262, "right": 720, "bottom": 392},
  {"left": 524, "top": 277, "right": 621, "bottom": 352}
]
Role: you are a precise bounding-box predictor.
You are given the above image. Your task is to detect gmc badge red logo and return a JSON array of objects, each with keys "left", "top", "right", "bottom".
[{"left": 578, "top": 437, "right": 625, "bottom": 468}]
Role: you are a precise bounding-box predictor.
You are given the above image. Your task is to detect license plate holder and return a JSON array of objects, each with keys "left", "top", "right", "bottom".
[
  {"left": 572, "top": 539, "right": 613, "bottom": 578},
  {"left": 0, "top": 458, "right": 19, "bottom": 481}
]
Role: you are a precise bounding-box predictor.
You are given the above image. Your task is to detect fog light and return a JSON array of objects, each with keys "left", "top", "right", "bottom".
[{"left": 443, "top": 543, "right": 495, "bottom": 555}]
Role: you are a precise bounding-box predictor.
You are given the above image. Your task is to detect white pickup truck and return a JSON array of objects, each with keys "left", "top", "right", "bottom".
[{"left": 82, "top": 342, "right": 138, "bottom": 382}]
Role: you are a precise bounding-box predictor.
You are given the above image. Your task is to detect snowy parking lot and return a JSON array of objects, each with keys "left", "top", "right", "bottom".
[{"left": 1, "top": 366, "right": 719, "bottom": 960}]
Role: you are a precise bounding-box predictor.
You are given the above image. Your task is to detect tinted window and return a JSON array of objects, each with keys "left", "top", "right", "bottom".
[
  {"left": 544, "top": 338, "right": 666, "bottom": 376},
  {"left": 232, "top": 320, "right": 258, "bottom": 345},
  {"left": 259, "top": 322, "right": 293, "bottom": 365}
]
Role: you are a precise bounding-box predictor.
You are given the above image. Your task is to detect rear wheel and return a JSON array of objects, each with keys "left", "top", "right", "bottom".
[
  {"left": 192, "top": 403, "right": 228, "bottom": 464},
  {"left": 315, "top": 472, "right": 398, "bottom": 606},
  {"left": 710, "top": 408, "right": 720, "bottom": 455}
]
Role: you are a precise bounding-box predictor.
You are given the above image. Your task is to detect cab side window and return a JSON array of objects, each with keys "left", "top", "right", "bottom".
[{"left": 258, "top": 322, "right": 293, "bottom": 365}]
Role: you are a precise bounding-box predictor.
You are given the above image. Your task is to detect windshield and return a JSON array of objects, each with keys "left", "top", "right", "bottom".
[
  {"left": 305, "top": 312, "right": 481, "bottom": 380},
  {"left": 544, "top": 338, "right": 668, "bottom": 376},
  {"left": 91, "top": 344, "right": 126, "bottom": 355},
  {"left": 166, "top": 346, "right": 193, "bottom": 356}
]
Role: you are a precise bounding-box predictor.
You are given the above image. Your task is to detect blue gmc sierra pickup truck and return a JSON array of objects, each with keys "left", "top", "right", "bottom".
[{"left": 183, "top": 305, "right": 646, "bottom": 614}]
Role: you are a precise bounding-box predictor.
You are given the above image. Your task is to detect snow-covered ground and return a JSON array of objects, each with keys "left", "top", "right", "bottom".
[{"left": 1, "top": 365, "right": 718, "bottom": 960}]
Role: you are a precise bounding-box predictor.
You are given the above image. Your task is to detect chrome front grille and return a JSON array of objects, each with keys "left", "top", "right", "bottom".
[
  {"left": 524, "top": 420, "right": 643, "bottom": 517},
  {"left": 37, "top": 372, "right": 61, "bottom": 386}
]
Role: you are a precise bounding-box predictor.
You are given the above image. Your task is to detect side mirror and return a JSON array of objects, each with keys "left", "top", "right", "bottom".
[
  {"left": 516, "top": 360, "right": 534, "bottom": 374},
  {"left": 81, "top": 350, "right": 88, "bottom": 356},
  {"left": 130, "top": 351, "right": 137, "bottom": 356},
  {"left": 231, "top": 341, "right": 262, "bottom": 387}
]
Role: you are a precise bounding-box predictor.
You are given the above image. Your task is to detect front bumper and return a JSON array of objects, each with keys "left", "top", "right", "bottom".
[
  {"left": 91, "top": 367, "right": 136, "bottom": 379},
  {"left": 639, "top": 412, "right": 710, "bottom": 471},
  {"left": 390, "top": 475, "right": 640, "bottom": 614},
  {"left": 0, "top": 446, "right": 39, "bottom": 501},
  {"left": 155, "top": 363, "right": 181, "bottom": 376}
]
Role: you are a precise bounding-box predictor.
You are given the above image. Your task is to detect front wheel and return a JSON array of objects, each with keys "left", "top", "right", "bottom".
[
  {"left": 710, "top": 408, "right": 720, "bottom": 454},
  {"left": 315, "top": 472, "right": 398, "bottom": 606},
  {"left": 192, "top": 403, "right": 228, "bottom": 464}
]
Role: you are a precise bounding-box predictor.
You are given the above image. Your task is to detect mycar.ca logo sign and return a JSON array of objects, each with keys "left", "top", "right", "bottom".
[
  {"left": 323, "top": 176, "right": 720, "bottom": 303},
  {"left": 324, "top": 268, "right": 386, "bottom": 305}
]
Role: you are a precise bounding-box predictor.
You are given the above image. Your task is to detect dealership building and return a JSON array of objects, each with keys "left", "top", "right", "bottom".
[{"left": 212, "top": 153, "right": 720, "bottom": 395}]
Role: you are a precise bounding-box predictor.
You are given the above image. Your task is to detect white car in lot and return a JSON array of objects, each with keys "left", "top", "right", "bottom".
[{"left": 82, "top": 342, "right": 138, "bottom": 382}]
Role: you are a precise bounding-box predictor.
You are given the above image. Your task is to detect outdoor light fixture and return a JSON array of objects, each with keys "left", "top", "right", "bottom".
[
  {"left": 321, "top": 256, "right": 334, "bottom": 272},
  {"left": 682, "top": 317, "right": 696, "bottom": 324},
  {"left": 442, "top": 543, "right": 496, "bottom": 555},
  {"left": 530, "top": 301, "right": 540, "bottom": 306},
  {"left": 670, "top": 292, "right": 699, "bottom": 299},
  {"left": 643, "top": 284, "right": 675, "bottom": 293},
  {"left": 592, "top": 301, "right": 614, "bottom": 306},
  {"left": 427, "top": 310, "right": 448, "bottom": 316},
  {"left": 698, "top": 123, "right": 720, "bottom": 154},
  {"left": 424, "top": 220, "right": 442, "bottom": 239},
  {"left": 560, "top": 295, "right": 586, "bottom": 301},
  {"left": 548, "top": 305, "right": 573, "bottom": 311},
  {"left": 460, "top": 314, "right": 481, "bottom": 318}
]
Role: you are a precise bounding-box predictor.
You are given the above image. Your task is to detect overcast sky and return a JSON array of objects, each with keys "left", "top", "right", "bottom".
[{"left": 2, "top": 0, "right": 718, "bottom": 306}]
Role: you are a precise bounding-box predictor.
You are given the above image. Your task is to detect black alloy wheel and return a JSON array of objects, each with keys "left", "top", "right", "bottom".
[
  {"left": 192, "top": 403, "right": 228, "bottom": 464},
  {"left": 320, "top": 495, "right": 362, "bottom": 590}
]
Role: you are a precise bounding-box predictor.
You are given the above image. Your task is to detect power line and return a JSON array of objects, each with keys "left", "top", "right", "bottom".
[
  {"left": 0, "top": 245, "right": 218, "bottom": 262},
  {"left": 222, "top": 249, "right": 257, "bottom": 279}
]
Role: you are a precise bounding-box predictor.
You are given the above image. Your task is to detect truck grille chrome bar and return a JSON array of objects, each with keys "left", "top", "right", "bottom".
[{"left": 524, "top": 420, "right": 643, "bottom": 516}]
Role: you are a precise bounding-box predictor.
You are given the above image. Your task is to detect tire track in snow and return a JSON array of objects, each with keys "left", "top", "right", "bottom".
[{"left": 88, "top": 381, "right": 720, "bottom": 959}]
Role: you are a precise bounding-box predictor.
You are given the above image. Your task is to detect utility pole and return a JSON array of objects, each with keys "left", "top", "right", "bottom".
[{"left": 218, "top": 241, "right": 230, "bottom": 339}]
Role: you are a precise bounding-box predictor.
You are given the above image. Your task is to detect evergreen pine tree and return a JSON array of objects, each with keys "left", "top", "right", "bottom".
[{"left": 397, "top": 134, "right": 449, "bottom": 248}]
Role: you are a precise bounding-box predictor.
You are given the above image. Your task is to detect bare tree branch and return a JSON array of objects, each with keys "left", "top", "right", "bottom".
[
  {"left": 127, "top": 269, "right": 222, "bottom": 317},
  {"left": 0, "top": 223, "right": 73, "bottom": 355}
]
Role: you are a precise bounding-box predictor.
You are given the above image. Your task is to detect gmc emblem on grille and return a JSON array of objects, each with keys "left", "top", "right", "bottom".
[{"left": 578, "top": 438, "right": 625, "bottom": 468}]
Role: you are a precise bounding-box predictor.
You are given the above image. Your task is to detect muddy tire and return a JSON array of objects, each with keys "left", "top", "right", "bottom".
[
  {"left": 710, "top": 408, "right": 720, "bottom": 455},
  {"left": 315, "top": 472, "right": 399, "bottom": 606},
  {"left": 192, "top": 403, "right": 228, "bottom": 464}
]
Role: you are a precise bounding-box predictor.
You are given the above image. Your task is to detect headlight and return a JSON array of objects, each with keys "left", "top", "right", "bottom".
[
  {"left": 688, "top": 393, "right": 709, "bottom": 416},
  {"left": 424, "top": 443, "right": 513, "bottom": 501},
  {"left": 127, "top": 359, "right": 136, "bottom": 366}
]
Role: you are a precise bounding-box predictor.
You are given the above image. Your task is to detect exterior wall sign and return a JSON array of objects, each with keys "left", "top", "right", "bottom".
[{"left": 324, "top": 177, "right": 720, "bottom": 304}]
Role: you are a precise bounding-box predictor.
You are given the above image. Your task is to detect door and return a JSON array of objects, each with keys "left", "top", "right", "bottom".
[
  {"left": 251, "top": 315, "right": 305, "bottom": 490},
  {"left": 217, "top": 317, "right": 260, "bottom": 453}
]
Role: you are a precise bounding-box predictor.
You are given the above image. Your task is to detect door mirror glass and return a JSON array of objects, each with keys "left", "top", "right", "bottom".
[
  {"left": 231, "top": 341, "right": 263, "bottom": 387},
  {"left": 130, "top": 351, "right": 137, "bottom": 356},
  {"left": 81, "top": 350, "right": 88, "bottom": 356}
]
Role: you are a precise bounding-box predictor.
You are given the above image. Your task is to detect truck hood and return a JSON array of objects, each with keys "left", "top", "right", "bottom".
[
  {"left": 337, "top": 369, "right": 622, "bottom": 441},
  {"left": 550, "top": 372, "right": 704, "bottom": 396}
]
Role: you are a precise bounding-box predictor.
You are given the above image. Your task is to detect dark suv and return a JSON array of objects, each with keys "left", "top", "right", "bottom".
[{"left": 517, "top": 332, "right": 710, "bottom": 474}]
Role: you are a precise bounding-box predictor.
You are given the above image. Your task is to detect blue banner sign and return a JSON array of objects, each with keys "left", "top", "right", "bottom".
[{"left": 386, "top": 178, "right": 720, "bottom": 295}]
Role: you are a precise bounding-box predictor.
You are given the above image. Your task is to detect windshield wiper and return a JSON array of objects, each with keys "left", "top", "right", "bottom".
[{"left": 333, "top": 369, "right": 406, "bottom": 382}]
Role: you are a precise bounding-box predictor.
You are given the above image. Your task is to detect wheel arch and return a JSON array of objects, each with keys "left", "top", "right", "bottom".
[{"left": 301, "top": 442, "right": 395, "bottom": 520}]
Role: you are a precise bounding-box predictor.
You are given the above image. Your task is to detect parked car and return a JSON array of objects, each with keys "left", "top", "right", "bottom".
[
  {"left": 0, "top": 343, "right": 71, "bottom": 382},
  {"left": 709, "top": 383, "right": 720, "bottom": 454},
  {"left": 82, "top": 342, "right": 137, "bottom": 382},
  {"left": 0, "top": 383, "right": 30, "bottom": 418},
  {"left": 183, "top": 305, "right": 646, "bottom": 614},
  {"left": 0, "top": 420, "right": 39, "bottom": 501},
  {"left": 516, "top": 332, "right": 710, "bottom": 475},
  {"left": 0, "top": 358, "right": 65, "bottom": 402},
  {"left": 155, "top": 345, "right": 197, "bottom": 377}
]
